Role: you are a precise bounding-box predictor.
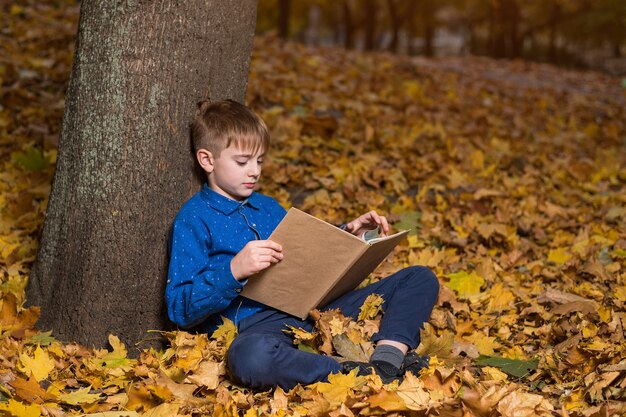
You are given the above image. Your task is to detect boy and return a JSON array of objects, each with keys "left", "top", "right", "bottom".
[{"left": 166, "top": 99, "right": 439, "bottom": 390}]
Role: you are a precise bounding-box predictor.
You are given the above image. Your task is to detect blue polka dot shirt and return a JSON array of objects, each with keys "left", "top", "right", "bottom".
[{"left": 165, "top": 184, "right": 286, "bottom": 332}]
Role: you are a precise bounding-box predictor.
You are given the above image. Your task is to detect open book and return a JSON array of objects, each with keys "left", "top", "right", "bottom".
[{"left": 240, "top": 208, "right": 409, "bottom": 319}]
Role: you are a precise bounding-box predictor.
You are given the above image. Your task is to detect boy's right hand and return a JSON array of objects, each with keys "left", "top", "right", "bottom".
[{"left": 231, "top": 240, "right": 283, "bottom": 280}]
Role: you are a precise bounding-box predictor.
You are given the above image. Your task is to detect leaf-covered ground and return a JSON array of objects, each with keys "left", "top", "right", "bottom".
[{"left": 1, "top": 3, "right": 625, "bottom": 417}]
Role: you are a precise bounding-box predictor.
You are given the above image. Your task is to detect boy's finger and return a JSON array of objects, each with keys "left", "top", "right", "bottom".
[
  {"left": 368, "top": 210, "right": 381, "bottom": 224},
  {"left": 262, "top": 240, "right": 283, "bottom": 251},
  {"left": 380, "top": 216, "right": 390, "bottom": 235}
]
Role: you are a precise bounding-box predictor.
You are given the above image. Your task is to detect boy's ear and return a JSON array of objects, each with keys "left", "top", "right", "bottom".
[{"left": 196, "top": 149, "right": 215, "bottom": 174}]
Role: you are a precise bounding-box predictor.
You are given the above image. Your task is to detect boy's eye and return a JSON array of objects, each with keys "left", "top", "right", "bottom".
[
  {"left": 258, "top": 159, "right": 264, "bottom": 165},
  {"left": 236, "top": 161, "right": 247, "bottom": 166}
]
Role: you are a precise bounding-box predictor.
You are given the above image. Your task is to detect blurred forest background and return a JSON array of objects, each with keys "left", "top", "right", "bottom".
[{"left": 257, "top": 0, "right": 626, "bottom": 75}]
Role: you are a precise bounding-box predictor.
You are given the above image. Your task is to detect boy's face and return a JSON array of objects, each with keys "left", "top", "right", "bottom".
[{"left": 201, "top": 145, "right": 264, "bottom": 201}]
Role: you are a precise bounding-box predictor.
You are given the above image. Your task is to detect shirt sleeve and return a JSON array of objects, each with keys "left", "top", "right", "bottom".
[{"left": 165, "top": 216, "right": 244, "bottom": 328}]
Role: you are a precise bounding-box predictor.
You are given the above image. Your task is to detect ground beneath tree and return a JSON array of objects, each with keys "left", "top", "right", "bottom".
[{"left": 1, "top": 3, "right": 625, "bottom": 417}]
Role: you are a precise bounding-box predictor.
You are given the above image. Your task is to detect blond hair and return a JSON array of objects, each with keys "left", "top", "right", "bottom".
[{"left": 191, "top": 99, "right": 270, "bottom": 157}]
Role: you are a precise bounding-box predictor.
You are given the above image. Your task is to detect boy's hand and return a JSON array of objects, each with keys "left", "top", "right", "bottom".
[
  {"left": 231, "top": 240, "right": 283, "bottom": 280},
  {"left": 344, "top": 210, "right": 389, "bottom": 238}
]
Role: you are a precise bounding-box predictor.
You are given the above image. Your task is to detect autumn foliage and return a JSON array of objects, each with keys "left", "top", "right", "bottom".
[{"left": 1, "top": 3, "right": 625, "bottom": 417}]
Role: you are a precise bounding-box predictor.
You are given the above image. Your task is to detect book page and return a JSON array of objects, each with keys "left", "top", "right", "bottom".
[{"left": 317, "top": 229, "right": 409, "bottom": 307}]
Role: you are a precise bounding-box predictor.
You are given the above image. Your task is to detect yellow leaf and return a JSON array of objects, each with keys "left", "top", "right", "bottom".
[
  {"left": 58, "top": 386, "right": 102, "bottom": 405},
  {"left": 470, "top": 149, "right": 484, "bottom": 171},
  {"left": 409, "top": 247, "right": 445, "bottom": 269},
  {"left": 406, "top": 235, "right": 420, "bottom": 249},
  {"left": 185, "top": 360, "right": 224, "bottom": 389},
  {"left": 243, "top": 408, "right": 257, "bottom": 417},
  {"left": 395, "top": 372, "right": 430, "bottom": 410},
  {"left": 496, "top": 391, "right": 554, "bottom": 417},
  {"left": 615, "top": 286, "right": 626, "bottom": 302},
  {"left": 313, "top": 369, "right": 358, "bottom": 407},
  {"left": 464, "top": 333, "right": 499, "bottom": 356},
  {"left": 547, "top": 247, "right": 572, "bottom": 265},
  {"left": 486, "top": 283, "right": 516, "bottom": 313},
  {"left": 211, "top": 316, "right": 238, "bottom": 349},
  {"left": 416, "top": 325, "right": 454, "bottom": 359},
  {"left": 446, "top": 271, "right": 484, "bottom": 300},
  {"left": 403, "top": 80, "right": 423, "bottom": 101},
  {"left": 142, "top": 403, "right": 180, "bottom": 417},
  {"left": 482, "top": 366, "right": 508, "bottom": 382},
  {"left": 19, "top": 346, "right": 55, "bottom": 382},
  {"left": 583, "top": 339, "right": 610, "bottom": 352},
  {"left": 598, "top": 306, "right": 612, "bottom": 323},
  {"left": 0, "top": 399, "right": 41, "bottom": 417},
  {"left": 329, "top": 317, "right": 346, "bottom": 336},
  {"left": 358, "top": 294, "right": 384, "bottom": 321},
  {"left": 367, "top": 390, "right": 409, "bottom": 412},
  {"left": 95, "top": 334, "right": 134, "bottom": 370}
]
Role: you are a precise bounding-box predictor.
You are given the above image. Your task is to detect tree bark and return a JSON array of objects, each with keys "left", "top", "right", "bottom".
[
  {"left": 421, "top": 0, "right": 436, "bottom": 57},
  {"left": 548, "top": 4, "right": 561, "bottom": 63},
  {"left": 385, "top": 0, "right": 400, "bottom": 52},
  {"left": 503, "top": 0, "right": 521, "bottom": 58},
  {"left": 278, "top": 0, "right": 290, "bottom": 40},
  {"left": 27, "top": 0, "right": 258, "bottom": 351},
  {"left": 363, "top": 0, "right": 377, "bottom": 50},
  {"left": 342, "top": 0, "right": 355, "bottom": 49}
]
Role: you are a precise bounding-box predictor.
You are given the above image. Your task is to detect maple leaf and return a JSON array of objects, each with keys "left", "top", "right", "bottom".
[
  {"left": 358, "top": 294, "right": 384, "bottom": 321},
  {"left": 7, "top": 376, "right": 56, "bottom": 404},
  {"left": 18, "top": 345, "right": 55, "bottom": 382},
  {"left": 312, "top": 369, "right": 360, "bottom": 407},
  {"left": 97, "top": 334, "right": 134, "bottom": 370},
  {"left": 184, "top": 360, "right": 224, "bottom": 389},
  {"left": 0, "top": 399, "right": 41, "bottom": 417},
  {"left": 142, "top": 402, "right": 180, "bottom": 417},
  {"left": 416, "top": 325, "right": 454, "bottom": 360},
  {"left": 395, "top": 372, "right": 430, "bottom": 410},
  {"left": 445, "top": 271, "right": 484, "bottom": 301},
  {"left": 547, "top": 247, "right": 572, "bottom": 264},
  {"left": 211, "top": 316, "right": 238, "bottom": 349},
  {"left": 496, "top": 390, "right": 554, "bottom": 416},
  {"left": 464, "top": 333, "right": 500, "bottom": 356},
  {"left": 367, "top": 389, "right": 409, "bottom": 412},
  {"left": 24, "top": 331, "right": 57, "bottom": 347},
  {"left": 58, "top": 386, "right": 102, "bottom": 405},
  {"left": 0, "top": 293, "right": 40, "bottom": 332}
]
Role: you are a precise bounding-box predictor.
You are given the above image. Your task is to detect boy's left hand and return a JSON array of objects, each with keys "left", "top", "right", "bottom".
[{"left": 343, "top": 210, "right": 389, "bottom": 238}]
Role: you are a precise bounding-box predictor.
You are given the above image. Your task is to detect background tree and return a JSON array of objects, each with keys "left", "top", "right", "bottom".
[{"left": 27, "top": 0, "right": 259, "bottom": 349}]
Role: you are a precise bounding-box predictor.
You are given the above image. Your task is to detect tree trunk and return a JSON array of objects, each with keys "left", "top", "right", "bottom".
[
  {"left": 27, "top": 0, "right": 258, "bottom": 351},
  {"left": 342, "top": 0, "right": 355, "bottom": 49},
  {"left": 406, "top": 2, "right": 417, "bottom": 55},
  {"left": 363, "top": 0, "right": 377, "bottom": 50},
  {"left": 421, "top": 0, "right": 436, "bottom": 57},
  {"left": 504, "top": 0, "right": 521, "bottom": 58},
  {"left": 278, "top": 0, "right": 290, "bottom": 40},
  {"left": 386, "top": 0, "right": 400, "bottom": 52}
]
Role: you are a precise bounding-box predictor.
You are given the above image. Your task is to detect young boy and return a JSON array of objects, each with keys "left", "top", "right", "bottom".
[{"left": 166, "top": 99, "right": 439, "bottom": 390}]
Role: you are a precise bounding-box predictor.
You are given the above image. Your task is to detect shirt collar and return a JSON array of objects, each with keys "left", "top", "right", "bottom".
[{"left": 200, "top": 183, "right": 261, "bottom": 215}]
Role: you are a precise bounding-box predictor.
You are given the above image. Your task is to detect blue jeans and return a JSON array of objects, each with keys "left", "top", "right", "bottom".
[{"left": 227, "top": 266, "right": 439, "bottom": 390}]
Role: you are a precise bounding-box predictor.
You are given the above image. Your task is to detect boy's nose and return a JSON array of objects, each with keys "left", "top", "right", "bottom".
[{"left": 249, "top": 164, "right": 261, "bottom": 177}]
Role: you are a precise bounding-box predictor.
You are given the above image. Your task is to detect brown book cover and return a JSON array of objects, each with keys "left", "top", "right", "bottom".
[{"left": 240, "top": 208, "right": 409, "bottom": 319}]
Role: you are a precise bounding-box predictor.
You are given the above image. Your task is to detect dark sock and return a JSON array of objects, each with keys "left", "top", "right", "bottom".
[{"left": 370, "top": 344, "right": 404, "bottom": 370}]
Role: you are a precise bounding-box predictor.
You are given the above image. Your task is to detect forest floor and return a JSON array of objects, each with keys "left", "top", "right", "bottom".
[{"left": 1, "top": 2, "right": 625, "bottom": 417}]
